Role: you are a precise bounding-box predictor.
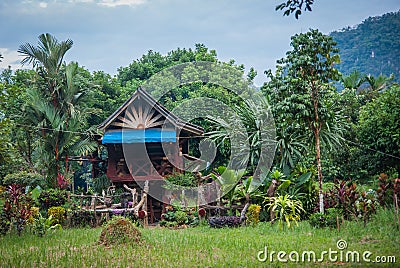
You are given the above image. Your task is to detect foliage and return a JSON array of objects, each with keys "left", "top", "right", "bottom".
[
  {"left": 208, "top": 216, "right": 241, "bottom": 228},
  {"left": 0, "top": 210, "right": 10, "bottom": 235},
  {"left": 206, "top": 94, "right": 274, "bottom": 173},
  {"left": 32, "top": 214, "right": 62, "bottom": 237},
  {"left": 357, "top": 84, "right": 400, "bottom": 175},
  {"left": 246, "top": 204, "right": 261, "bottom": 226},
  {"left": 376, "top": 173, "right": 395, "bottom": 208},
  {"left": 99, "top": 216, "right": 141, "bottom": 246},
  {"left": 1, "top": 184, "right": 33, "bottom": 235},
  {"left": 164, "top": 172, "right": 198, "bottom": 190},
  {"left": 308, "top": 208, "right": 343, "bottom": 228},
  {"left": 159, "top": 206, "right": 199, "bottom": 228},
  {"left": 28, "top": 206, "right": 39, "bottom": 224},
  {"left": 234, "top": 176, "right": 263, "bottom": 205},
  {"left": 38, "top": 188, "right": 67, "bottom": 211},
  {"left": 18, "top": 34, "right": 97, "bottom": 184},
  {"left": 0, "top": 118, "right": 22, "bottom": 181},
  {"left": 0, "top": 70, "right": 38, "bottom": 176},
  {"left": 265, "top": 194, "right": 304, "bottom": 229},
  {"left": 355, "top": 189, "right": 379, "bottom": 226},
  {"left": 284, "top": 167, "right": 319, "bottom": 218},
  {"left": 324, "top": 180, "right": 359, "bottom": 219},
  {"left": 47, "top": 206, "right": 66, "bottom": 225},
  {"left": 66, "top": 210, "right": 96, "bottom": 228},
  {"left": 174, "top": 211, "right": 188, "bottom": 225},
  {"left": 92, "top": 174, "right": 111, "bottom": 194},
  {"left": 263, "top": 29, "right": 345, "bottom": 214},
  {"left": 117, "top": 44, "right": 217, "bottom": 85},
  {"left": 213, "top": 166, "right": 245, "bottom": 210},
  {"left": 2, "top": 171, "right": 45, "bottom": 188},
  {"left": 275, "top": 0, "right": 314, "bottom": 19}
]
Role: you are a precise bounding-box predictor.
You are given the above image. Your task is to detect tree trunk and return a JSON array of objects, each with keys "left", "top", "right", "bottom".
[
  {"left": 315, "top": 127, "right": 324, "bottom": 214},
  {"left": 311, "top": 82, "right": 324, "bottom": 214}
]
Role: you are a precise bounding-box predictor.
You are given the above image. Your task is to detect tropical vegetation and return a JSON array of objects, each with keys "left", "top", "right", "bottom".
[{"left": 0, "top": 10, "right": 399, "bottom": 267}]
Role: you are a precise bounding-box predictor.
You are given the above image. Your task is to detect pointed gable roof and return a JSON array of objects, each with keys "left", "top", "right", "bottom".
[{"left": 98, "top": 87, "right": 204, "bottom": 136}]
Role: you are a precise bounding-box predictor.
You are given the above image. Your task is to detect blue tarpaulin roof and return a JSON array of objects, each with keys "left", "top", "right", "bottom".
[{"left": 102, "top": 129, "right": 176, "bottom": 144}]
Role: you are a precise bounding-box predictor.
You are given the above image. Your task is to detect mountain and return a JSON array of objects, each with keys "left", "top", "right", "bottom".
[{"left": 330, "top": 10, "right": 400, "bottom": 82}]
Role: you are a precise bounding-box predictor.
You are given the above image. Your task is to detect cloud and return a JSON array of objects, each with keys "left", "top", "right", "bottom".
[
  {"left": 97, "top": 0, "right": 146, "bottom": 7},
  {"left": 0, "top": 48, "right": 24, "bottom": 71},
  {"left": 39, "top": 2, "right": 47, "bottom": 8}
]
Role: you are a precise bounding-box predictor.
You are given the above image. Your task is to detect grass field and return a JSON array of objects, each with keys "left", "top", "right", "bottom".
[{"left": 1, "top": 209, "right": 399, "bottom": 267}]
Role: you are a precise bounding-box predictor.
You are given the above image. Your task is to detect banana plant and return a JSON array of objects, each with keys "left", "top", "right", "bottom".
[
  {"left": 33, "top": 214, "right": 62, "bottom": 237},
  {"left": 212, "top": 166, "right": 245, "bottom": 214}
]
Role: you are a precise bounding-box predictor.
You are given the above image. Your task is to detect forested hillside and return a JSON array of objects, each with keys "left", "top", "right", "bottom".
[{"left": 331, "top": 11, "right": 400, "bottom": 82}]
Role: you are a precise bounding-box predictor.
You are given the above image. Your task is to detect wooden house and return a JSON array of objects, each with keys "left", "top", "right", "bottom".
[
  {"left": 98, "top": 87, "right": 204, "bottom": 221},
  {"left": 98, "top": 87, "right": 204, "bottom": 182}
]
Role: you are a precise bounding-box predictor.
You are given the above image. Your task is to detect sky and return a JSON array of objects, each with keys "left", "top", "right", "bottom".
[{"left": 0, "top": 0, "right": 399, "bottom": 87}]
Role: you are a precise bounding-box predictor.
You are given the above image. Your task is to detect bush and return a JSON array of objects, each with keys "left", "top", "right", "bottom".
[
  {"left": 246, "top": 204, "right": 261, "bottom": 226},
  {"left": 355, "top": 189, "right": 379, "bottom": 226},
  {"left": 308, "top": 212, "right": 326, "bottom": 228},
  {"left": 265, "top": 194, "right": 304, "bottom": 229},
  {"left": 1, "top": 184, "right": 33, "bottom": 235},
  {"left": 0, "top": 210, "right": 10, "bottom": 235},
  {"left": 309, "top": 208, "right": 343, "bottom": 228},
  {"left": 174, "top": 211, "right": 188, "bottom": 225},
  {"left": 38, "top": 189, "right": 67, "bottom": 210},
  {"left": 164, "top": 172, "right": 197, "bottom": 189},
  {"left": 67, "top": 210, "right": 96, "bottom": 228},
  {"left": 160, "top": 206, "right": 200, "bottom": 227},
  {"left": 99, "top": 216, "right": 141, "bottom": 246},
  {"left": 32, "top": 213, "right": 62, "bottom": 237},
  {"left": 324, "top": 180, "right": 359, "bottom": 219},
  {"left": 2, "top": 171, "right": 45, "bottom": 188},
  {"left": 47, "top": 206, "right": 66, "bottom": 225}
]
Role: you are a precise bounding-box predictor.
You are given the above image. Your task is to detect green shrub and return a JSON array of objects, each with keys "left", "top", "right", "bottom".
[
  {"left": 32, "top": 213, "right": 62, "bottom": 237},
  {"left": 246, "top": 204, "right": 261, "bottom": 226},
  {"left": 174, "top": 211, "right": 188, "bottom": 225},
  {"left": 164, "top": 172, "right": 197, "bottom": 189},
  {"left": 309, "top": 208, "right": 343, "bottom": 228},
  {"left": 47, "top": 206, "right": 66, "bottom": 225},
  {"left": 308, "top": 212, "right": 326, "bottom": 228},
  {"left": 2, "top": 171, "right": 45, "bottom": 188},
  {"left": 38, "top": 189, "right": 67, "bottom": 210},
  {"left": 0, "top": 210, "right": 10, "bottom": 235},
  {"left": 165, "top": 221, "right": 178, "bottom": 228},
  {"left": 99, "top": 216, "right": 141, "bottom": 246}
]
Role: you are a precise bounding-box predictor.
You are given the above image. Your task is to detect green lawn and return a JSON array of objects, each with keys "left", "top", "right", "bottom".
[{"left": 1, "top": 209, "right": 399, "bottom": 267}]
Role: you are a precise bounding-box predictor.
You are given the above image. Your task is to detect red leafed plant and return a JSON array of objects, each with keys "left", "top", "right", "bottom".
[
  {"left": 57, "top": 173, "right": 69, "bottom": 189},
  {"left": 1, "top": 184, "right": 33, "bottom": 235}
]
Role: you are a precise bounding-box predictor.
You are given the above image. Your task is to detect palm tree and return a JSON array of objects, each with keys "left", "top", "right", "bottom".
[
  {"left": 18, "top": 33, "right": 73, "bottom": 107},
  {"left": 341, "top": 70, "right": 365, "bottom": 90},
  {"left": 19, "top": 34, "right": 95, "bottom": 186}
]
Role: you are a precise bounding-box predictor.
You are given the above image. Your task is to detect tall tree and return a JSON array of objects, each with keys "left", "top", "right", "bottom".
[
  {"left": 357, "top": 84, "right": 400, "bottom": 175},
  {"left": 18, "top": 33, "right": 73, "bottom": 108},
  {"left": 264, "top": 29, "right": 342, "bottom": 213},
  {"left": 18, "top": 34, "right": 95, "bottom": 186}
]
